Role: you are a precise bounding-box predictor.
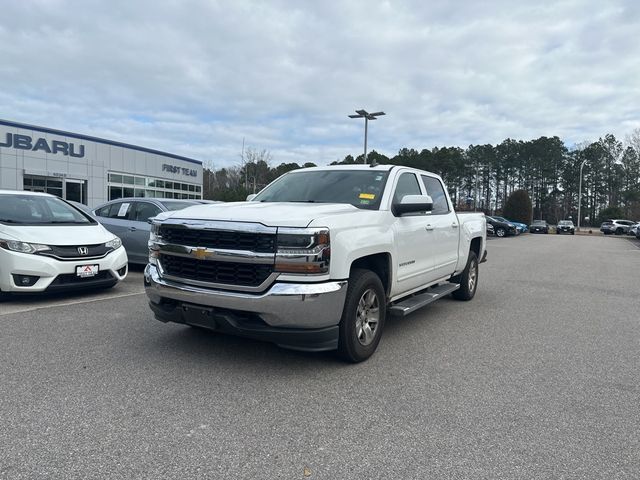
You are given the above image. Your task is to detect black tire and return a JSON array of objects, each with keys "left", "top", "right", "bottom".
[
  {"left": 496, "top": 227, "right": 506, "bottom": 237},
  {"left": 0, "top": 290, "right": 9, "bottom": 302},
  {"left": 452, "top": 251, "right": 479, "bottom": 301},
  {"left": 571, "top": 231, "right": 575, "bottom": 235},
  {"left": 337, "top": 269, "right": 386, "bottom": 363},
  {"left": 615, "top": 228, "right": 623, "bottom": 235}
]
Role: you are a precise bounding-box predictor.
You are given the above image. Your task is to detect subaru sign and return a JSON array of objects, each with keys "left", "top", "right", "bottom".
[{"left": 0, "top": 133, "right": 85, "bottom": 158}]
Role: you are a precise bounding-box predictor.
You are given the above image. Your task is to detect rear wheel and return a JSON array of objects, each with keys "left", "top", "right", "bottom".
[
  {"left": 338, "top": 269, "right": 386, "bottom": 363},
  {"left": 496, "top": 227, "right": 506, "bottom": 237},
  {"left": 452, "top": 252, "right": 479, "bottom": 301},
  {"left": 615, "top": 228, "right": 623, "bottom": 235}
]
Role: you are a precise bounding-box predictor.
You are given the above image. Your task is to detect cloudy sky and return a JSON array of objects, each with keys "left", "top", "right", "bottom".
[{"left": 1, "top": 0, "right": 638, "bottom": 168}]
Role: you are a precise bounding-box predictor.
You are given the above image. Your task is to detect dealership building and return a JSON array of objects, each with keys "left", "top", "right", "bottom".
[{"left": 0, "top": 119, "right": 203, "bottom": 208}]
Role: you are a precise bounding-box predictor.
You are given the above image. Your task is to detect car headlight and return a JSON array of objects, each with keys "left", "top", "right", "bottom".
[
  {"left": 275, "top": 228, "right": 330, "bottom": 274},
  {"left": 105, "top": 237, "right": 122, "bottom": 250},
  {"left": 0, "top": 239, "right": 51, "bottom": 254}
]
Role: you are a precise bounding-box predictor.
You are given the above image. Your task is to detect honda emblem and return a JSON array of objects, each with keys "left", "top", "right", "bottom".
[{"left": 77, "top": 246, "right": 89, "bottom": 255}]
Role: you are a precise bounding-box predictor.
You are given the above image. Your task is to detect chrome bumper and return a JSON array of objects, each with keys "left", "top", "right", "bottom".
[{"left": 144, "top": 264, "right": 348, "bottom": 329}]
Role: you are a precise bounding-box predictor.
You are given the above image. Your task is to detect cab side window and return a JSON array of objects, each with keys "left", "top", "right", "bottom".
[
  {"left": 393, "top": 173, "right": 422, "bottom": 204},
  {"left": 421, "top": 175, "right": 450, "bottom": 214}
]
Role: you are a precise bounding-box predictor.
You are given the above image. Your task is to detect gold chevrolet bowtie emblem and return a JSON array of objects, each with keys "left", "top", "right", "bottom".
[{"left": 193, "top": 248, "right": 207, "bottom": 260}]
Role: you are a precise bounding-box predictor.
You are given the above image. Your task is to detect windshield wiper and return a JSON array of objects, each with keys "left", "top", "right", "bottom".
[{"left": 0, "top": 219, "right": 21, "bottom": 223}]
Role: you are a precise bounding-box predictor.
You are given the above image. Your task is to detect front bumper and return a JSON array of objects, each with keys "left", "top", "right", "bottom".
[
  {"left": 0, "top": 247, "right": 128, "bottom": 293},
  {"left": 144, "top": 264, "right": 348, "bottom": 351}
]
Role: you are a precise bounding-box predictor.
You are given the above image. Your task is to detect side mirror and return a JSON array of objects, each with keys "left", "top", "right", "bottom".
[
  {"left": 246, "top": 194, "right": 257, "bottom": 201},
  {"left": 393, "top": 194, "right": 433, "bottom": 216}
]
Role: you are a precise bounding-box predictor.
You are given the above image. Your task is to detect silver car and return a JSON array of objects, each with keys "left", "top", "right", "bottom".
[{"left": 93, "top": 198, "right": 200, "bottom": 264}]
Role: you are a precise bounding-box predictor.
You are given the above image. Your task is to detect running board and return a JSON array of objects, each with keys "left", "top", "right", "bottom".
[{"left": 389, "top": 283, "right": 460, "bottom": 317}]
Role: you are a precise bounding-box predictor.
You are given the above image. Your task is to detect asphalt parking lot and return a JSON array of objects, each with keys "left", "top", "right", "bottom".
[{"left": 1, "top": 236, "right": 639, "bottom": 479}]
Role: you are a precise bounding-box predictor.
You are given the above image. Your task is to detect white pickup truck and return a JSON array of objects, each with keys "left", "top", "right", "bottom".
[{"left": 144, "top": 165, "right": 487, "bottom": 362}]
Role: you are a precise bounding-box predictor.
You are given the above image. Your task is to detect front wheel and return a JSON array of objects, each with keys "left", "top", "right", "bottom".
[
  {"left": 338, "top": 269, "right": 386, "bottom": 363},
  {"left": 615, "top": 228, "right": 623, "bottom": 235},
  {"left": 452, "top": 251, "right": 479, "bottom": 301},
  {"left": 496, "top": 227, "right": 506, "bottom": 237}
]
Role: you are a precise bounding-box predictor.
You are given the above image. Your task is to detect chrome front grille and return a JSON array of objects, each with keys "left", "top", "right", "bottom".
[
  {"left": 159, "top": 254, "right": 274, "bottom": 287},
  {"left": 159, "top": 225, "right": 276, "bottom": 253}
]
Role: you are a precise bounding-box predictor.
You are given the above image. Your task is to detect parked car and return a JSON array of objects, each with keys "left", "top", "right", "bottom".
[
  {"left": 530, "top": 220, "right": 549, "bottom": 234},
  {"left": 556, "top": 220, "right": 575, "bottom": 235},
  {"left": 485, "top": 216, "right": 518, "bottom": 237},
  {"left": 492, "top": 216, "right": 528, "bottom": 233},
  {"left": 93, "top": 198, "right": 200, "bottom": 264},
  {"left": 600, "top": 219, "right": 635, "bottom": 235},
  {"left": 0, "top": 190, "right": 128, "bottom": 300},
  {"left": 145, "top": 165, "right": 487, "bottom": 362}
]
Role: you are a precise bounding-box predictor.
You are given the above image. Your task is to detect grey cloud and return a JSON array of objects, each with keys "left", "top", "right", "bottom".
[{"left": 1, "top": 0, "right": 638, "bottom": 167}]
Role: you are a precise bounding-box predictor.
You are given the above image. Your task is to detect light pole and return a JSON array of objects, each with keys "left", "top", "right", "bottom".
[
  {"left": 577, "top": 159, "right": 587, "bottom": 231},
  {"left": 348, "top": 109, "right": 385, "bottom": 164}
]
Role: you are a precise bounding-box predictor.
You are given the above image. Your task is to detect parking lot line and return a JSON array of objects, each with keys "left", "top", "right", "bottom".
[{"left": 0, "top": 291, "right": 145, "bottom": 317}]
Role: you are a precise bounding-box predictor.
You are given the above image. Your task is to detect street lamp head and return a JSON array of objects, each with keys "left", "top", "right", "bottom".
[{"left": 349, "top": 109, "right": 386, "bottom": 120}]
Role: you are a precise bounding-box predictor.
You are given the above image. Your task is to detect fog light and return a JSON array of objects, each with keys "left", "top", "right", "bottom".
[
  {"left": 12, "top": 274, "right": 39, "bottom": 287},
  {"left": 117, "top": 266, "right": 127, "bottom": 276}
]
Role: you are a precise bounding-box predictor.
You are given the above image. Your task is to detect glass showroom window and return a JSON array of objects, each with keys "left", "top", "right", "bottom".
[{"left": 107, "top": 172, "right": 201, "bottom": 200}]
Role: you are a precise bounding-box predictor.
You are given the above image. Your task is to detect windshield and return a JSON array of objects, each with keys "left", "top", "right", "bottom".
[
  {"left": 0, "top": 194, "right": 95, "bottom": 225},
  {"left": 160, "top": 200, "right": 200, "bottom": 211},
  {"left": 558, "top": 220, "right": 574, "bottom": 226},
  {"left": 253, "top": 169, "right": 390, "bottom": 210},
  {"left": 532, "top": 220, "right": 545, "bottom": 225}
]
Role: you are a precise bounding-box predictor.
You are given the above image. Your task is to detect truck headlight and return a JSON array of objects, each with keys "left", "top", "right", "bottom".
[
  {"left": 275, "top": 228, "right": 330, "bottom": 274},
  {"left": 0, "top": 239, "right": 51, "bottom": 254},
  {"left": 148, "top": 223, "right": 162, "bottom": 263},
  {"left": 105, "top": 237, "right": 122, "bottom": 250}
]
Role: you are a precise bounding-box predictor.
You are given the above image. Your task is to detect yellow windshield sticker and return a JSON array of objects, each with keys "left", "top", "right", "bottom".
[{"left": 359, "top": 193, "right": 375, "bottom": 200}]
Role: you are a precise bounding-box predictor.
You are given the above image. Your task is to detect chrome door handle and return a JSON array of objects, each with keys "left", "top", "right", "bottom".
[
  {"left": 425, "top": 224, "right": 434, "bottom": 231},
  {"left": 129, "top": 227, "right": 137, "bottom": 231},
  {"left": 452, "top": 223, "right": 459, "bottom": 228}
]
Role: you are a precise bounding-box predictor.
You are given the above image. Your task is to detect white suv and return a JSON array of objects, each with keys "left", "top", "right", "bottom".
[
  {"left": 0, "top": 190, "right": 128, "bottom": 299},
  {"left": 600, "top": 219, "right": 635, "bottom": 235}
]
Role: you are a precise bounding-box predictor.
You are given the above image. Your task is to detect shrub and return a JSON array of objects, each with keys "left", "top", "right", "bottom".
[
  {"left": 503, "top": 190, "right": 533, "bottom": 224},
  {"left": 596, "top": 206, "right": 625, "bottom": 225}
]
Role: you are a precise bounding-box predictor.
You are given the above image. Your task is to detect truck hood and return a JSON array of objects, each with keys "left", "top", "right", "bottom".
[
  {"left": 160, "top": 202, "right": 362, "bottom": 228},
  {"left": 0, "top": 223, "right": 115, "bottom": 245}
]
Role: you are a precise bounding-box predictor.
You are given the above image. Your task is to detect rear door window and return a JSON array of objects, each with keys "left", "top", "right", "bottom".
[{"left": 132, "top": 201, "right": 162, "bottom": 222}]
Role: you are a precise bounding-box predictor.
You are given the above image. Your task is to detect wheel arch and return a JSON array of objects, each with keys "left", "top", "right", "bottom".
[{"left": 350, "top": 253, "right": 392, "bottom": 297}]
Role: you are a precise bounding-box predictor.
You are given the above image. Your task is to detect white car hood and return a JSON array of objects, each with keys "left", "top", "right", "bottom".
[
  {"left": 159, "top": 202, "right": 362, "bottom": 228},
  {"left": 0, "top": 223, "right": 114, "bottom": 246}
]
